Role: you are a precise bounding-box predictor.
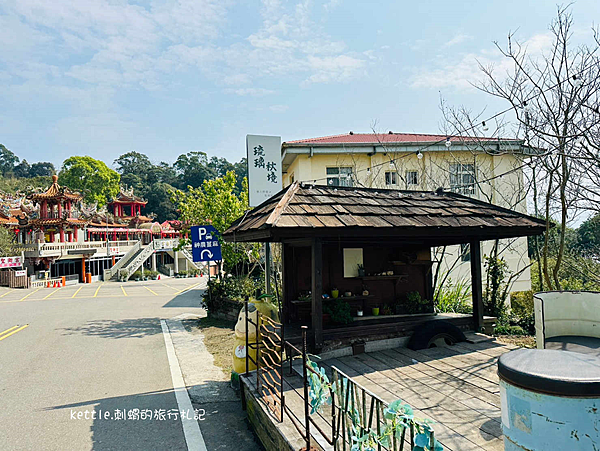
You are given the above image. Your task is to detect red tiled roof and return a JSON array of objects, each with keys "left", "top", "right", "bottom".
[{"left": 284, "top": 132, "right": 508, "bottom": 146}]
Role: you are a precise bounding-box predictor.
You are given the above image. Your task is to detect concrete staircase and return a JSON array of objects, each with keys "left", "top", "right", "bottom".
[{"left": 103, "top": 241, "right": 143, "bottom": 281}]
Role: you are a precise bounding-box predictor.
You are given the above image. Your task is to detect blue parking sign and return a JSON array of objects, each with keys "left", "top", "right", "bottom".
[{"left": 191, "top": 225, "right": 222, "bottom": 262}]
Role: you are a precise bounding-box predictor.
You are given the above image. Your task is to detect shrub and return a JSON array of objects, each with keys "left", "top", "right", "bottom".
[
  {"left": 323, "top": 298, "right": 353, "bottom": 325},
  {"left": 202, "top": 275, "right": 263, "bottom": 313},
  {"left": 494, "top": 324, "right": 527, "bottom": 336},
  {"left": 130, "top": 270, "right": 142, "bottom": 280},
  {"left": 436, "top": 278, "right": 472, "bottom": 314},
  {"left": 404, "top": 291, "right": 431, "bottom": 314},
  {"left": 509, "top": 290, "right": 535, "bottom": 334}
]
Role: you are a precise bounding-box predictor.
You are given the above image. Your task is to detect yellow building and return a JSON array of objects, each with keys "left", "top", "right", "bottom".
[{"left": 281, "top": 132, "right": 533, "bottom": 292}]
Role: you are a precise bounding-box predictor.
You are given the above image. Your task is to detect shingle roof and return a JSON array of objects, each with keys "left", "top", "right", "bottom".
[{"left": 223, "top": 182, "right": 546, "bottom": 244}]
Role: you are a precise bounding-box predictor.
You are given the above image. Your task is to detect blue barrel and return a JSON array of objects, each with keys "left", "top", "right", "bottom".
[{"left": 498, "top": 349, "right": 600, "bottom": 450}]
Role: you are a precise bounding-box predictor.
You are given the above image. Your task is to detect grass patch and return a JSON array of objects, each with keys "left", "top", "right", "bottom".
[
  {"left": 495, "top": 334, "right": 536, "bottom": 348},
  {"left": 197, "top": 317, "right": 236, "bottom": 376}
]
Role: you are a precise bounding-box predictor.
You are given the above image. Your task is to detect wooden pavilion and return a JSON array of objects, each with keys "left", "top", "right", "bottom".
[{"left": 223, "top": 182, "right": 546, "bottom": 351}]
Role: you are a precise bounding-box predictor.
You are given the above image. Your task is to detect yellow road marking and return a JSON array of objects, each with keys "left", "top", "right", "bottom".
[
  {"left": 175, "top": 283, "right": 200, "bottom": 295},
  {"left": 0, "top": 290, "right": 13, "bottom": 298},
  {"left": 43, "top": 288, "right": 61, "bottom": 300},
  {"left": 0, "top": 325, "right": 19, "bottom": 338},
  {"left": 72, "top": 286, "right": 84, "bottom": 298},
  {"left": 145, "top": 286, "right": 158, "bottom": 296},
  {"left": 93, "top": 284, "right": 102, "bottom": 298},
  {"left": 19, "top": 288, "right": 42, "bottom": 302},
  {"left": 161, "top": 283, "right": 178, "bottom": 291},
  {"left": 121, "top": 286, "right": 128, "bottom": 297},
  {"left": 0, "top": 324, "right": 28, "bottom": 341}
]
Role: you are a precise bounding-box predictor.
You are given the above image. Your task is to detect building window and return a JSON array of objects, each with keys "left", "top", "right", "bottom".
[
  {"left": 405, "top": 171, "right": 418, "bottom": 187},
  {"left": 385, "top": 171, "right": 398, "bottom": 185},
  {"left": 460, "top": 243, "right": 470, "bottom": 262},
  {"left": 327, "top": 167, "right": 353, "bottom": 187},
  {"left": 450, "top": 163, "right": 476, "bottom": 195}
]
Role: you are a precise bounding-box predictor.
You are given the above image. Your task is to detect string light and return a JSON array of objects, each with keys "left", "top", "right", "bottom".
[
  {"left": 366, "top": 167, "right": 371, "bottom": 174},
  {"left": 298, "top": 59, "right": 600, "bottom": 187},
  {"left": 416, "top": 151, "right": 423, "bottom": 160},
  {"left": 482, "top": 121, "right": 489, "bottom": 132},
  {"left": 389, "top": 160, "right": 394, "bottom": 168},
  {"left": 573, "top": 74, "right": 583, "bottom": 88}
]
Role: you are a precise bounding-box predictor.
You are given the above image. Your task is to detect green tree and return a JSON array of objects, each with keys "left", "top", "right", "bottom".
[
  {"left": 114, "top": 151, "right": 178, "bottom": 220},
  {"left": 13, "top": 160, "right": 31, "bottom": 178},
  {"left": 172, "top": 171, "right": 256, "bottom": 274},
  {"left": 0, "top": 227, "right": 22, "bottom": 257},
  {"left": 29, "top": 162, "right": 55, "bottom": 177},
  {"left": 173, "top": 151, "right": 214, "bottom": 189},
  {"left": 59, "top": 156, "right": 120, "bottom": 206},
  {"left": 0, "top": 144, "right": 19, "bottom": 176}
]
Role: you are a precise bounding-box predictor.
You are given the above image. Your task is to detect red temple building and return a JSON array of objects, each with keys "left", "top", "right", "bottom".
[{"left": 0, "top": 178, "right": 199, "bottom": 285}]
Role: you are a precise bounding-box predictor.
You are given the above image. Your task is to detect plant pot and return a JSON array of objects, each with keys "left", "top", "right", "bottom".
[
  {"left": 331, "top": 290, "right": 339, "bottom": 299},
  {"left": 357, "top": 310, "right": 363, "bottom": 317},
  {"left": 358, "top": 269, "right": 365, "bottom": 277},
  {"left": 372, "top": 307, "right": 380, "bottom": 316}
]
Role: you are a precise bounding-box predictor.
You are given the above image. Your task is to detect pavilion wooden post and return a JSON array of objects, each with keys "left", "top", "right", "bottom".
[
  {"left": 265, "top": 243, "right": 272, "bottom": 295},
  {"left": 311, "top": 238, "right": 323, "bottom": 350},
  {"left": 281, "top": 243, "right": 290, "bottom": 326},
  {"left": 470, "top": 240, "right": 484, "bottom": 332}
]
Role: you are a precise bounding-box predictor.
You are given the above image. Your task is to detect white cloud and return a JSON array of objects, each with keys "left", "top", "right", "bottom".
[
  {"left": 0, "top": 0, "right": 369, "bottom": 142},
  {"left": 323, "top": 0, "right": 342, "bottom": 12},
  {"left": 442, "top": 33, "right": 473, "bottom": 48},
  {"left": 409, "top": 33, "right": 553, "bottom": 91},
  {"left": 269, "top": 104, "right": 289, "bottom": 112},
  {"left": 225, "top": 87, "right": 275, "bottom": 96}
]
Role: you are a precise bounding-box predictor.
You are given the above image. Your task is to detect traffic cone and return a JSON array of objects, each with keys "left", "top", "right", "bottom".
[
  {"left": 47, "top": 281, "right": 50, "bottom": 288},
  {"left": 57, "top": 280, "right": 62, "bottom": 288},
  {"left": 195, "top": 273, "right": 198, "bottom": 278},
  {"left": 53, "top": 281, "right": 56, "bottom": 288},
  {"left": 158, "top": 275, "right": 161, "bottom": 280}
]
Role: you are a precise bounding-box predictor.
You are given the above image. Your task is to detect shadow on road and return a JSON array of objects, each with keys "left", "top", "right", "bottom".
[
  {"left": 60, "top": 318, "right": 163, "bottom": 339},
  {"left": 161, "top": 288, "right": 204, "bottom": 309},
  {"left": 44, "top": 385, "right": 263, "bottom": 451}
]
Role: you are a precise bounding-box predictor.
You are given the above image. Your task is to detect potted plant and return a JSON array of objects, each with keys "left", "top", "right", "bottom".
[
  {"left": 382, "top": 304, "right": 393, "bottom": 316},
  {"left": 357, "top": 263, "right": 365, "bottom": 277},
  {"left": 331, "top": 287, "right": 339, "bottom": 299},
  {"left": 372, "top": 306, "right": 380, "bottom": 316},
  {"left": 119, "top": 269, "right": 129, "bottom": 282},
  {"left": 356, "top": 308, "right": 364, "bottom": 317},
  {"left": 324, "top": 298, "right": 352, "bottom": 325}
]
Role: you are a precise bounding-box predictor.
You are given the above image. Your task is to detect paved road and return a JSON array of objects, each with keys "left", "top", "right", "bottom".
[{"left": 0, "top": 278, "right": 210, "bottom": 450}]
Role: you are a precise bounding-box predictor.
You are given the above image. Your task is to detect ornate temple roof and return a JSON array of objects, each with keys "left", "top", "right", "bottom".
[
  {"left": 27, "top": 175, "right": 83, "bottom": 203},
  {"left": 108, "top": 186, "right": 147, "bottom": 205}
]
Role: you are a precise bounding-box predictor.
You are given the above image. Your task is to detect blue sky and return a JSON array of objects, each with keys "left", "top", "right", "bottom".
[{"left": 1, "top": 0, "right": 599, "bottom": 169}]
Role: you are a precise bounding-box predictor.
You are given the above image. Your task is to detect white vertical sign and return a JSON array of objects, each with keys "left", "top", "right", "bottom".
[{"left": 246, "top": 135, "right": 282, "bottom": 207}]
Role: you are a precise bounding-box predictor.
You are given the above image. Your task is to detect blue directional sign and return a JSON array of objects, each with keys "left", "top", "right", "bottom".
[{"left": 191, "top": 225, "right": 222, "bottom": 262}]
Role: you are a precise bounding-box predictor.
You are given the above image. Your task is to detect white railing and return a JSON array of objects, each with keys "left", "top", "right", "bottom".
[
  {"left": 104, "top": 241, "right": 143, "bottom": 280},
  {"left": 24, "top": 240, "right": 139, "bottom": 259},
  {"left": 180, "top": 246, "right": 200, "bottom": 270}
]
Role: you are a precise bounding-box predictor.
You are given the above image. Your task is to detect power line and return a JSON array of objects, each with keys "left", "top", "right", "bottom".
[{"left": 301, "top": 57, "right": 600, "bottom": 187}]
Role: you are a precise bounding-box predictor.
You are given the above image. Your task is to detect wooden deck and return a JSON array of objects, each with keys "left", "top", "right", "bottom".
[{"left": 245, "top": 338, "right": 518, "bottom": 451}]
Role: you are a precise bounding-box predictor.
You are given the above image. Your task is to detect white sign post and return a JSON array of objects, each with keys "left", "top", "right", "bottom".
[{"left": 246, "top": 135, "right": 282, "bottom": 207}]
